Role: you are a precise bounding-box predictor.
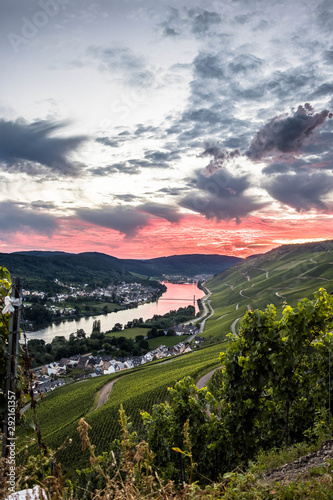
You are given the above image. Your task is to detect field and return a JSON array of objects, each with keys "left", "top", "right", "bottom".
[
  {"left": 203, "top": 243, "right": 333, "bottom": 342},
  {"left": 18, "top": 342, "right": 223, "bottom": 475},
  {"left": 105, "top": 327, "right": 150, "bottom": 339}
]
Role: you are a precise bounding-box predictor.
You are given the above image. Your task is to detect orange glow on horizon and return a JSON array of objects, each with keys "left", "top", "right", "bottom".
[{"left": 0, "top": 214, "right": 332, "bottom": 259}]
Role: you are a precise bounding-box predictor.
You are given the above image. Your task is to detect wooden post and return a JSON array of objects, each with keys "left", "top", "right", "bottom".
[{"left": 2, "top": 277, "right": 22, "bottom": 459}]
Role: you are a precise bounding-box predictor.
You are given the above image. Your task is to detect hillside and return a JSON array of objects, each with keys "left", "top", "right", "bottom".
[
  {"left": 0, "top": 252, "right": 133, "bottom": 290},
  {"left": 203, "top": 239, "right": 333, "bottom": 343},
  {"left": 123, "top": 253, "right": 241, "bottom": 276},
  {"left": 0, "top": 251, "right": 241, "bottom": 290}
]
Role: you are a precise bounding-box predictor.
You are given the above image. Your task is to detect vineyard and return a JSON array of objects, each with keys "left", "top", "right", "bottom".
[
  {"left": 203, "top": 245, "right": 333, "bottom": 341},
  {"left": 18, "top": 343, "right": 223, "bottom": 475}
]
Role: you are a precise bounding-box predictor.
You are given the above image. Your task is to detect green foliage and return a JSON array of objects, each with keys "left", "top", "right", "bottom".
[
  {"left": 143, "top": 305, "right": 196, "bottom": 329},
  {"left": 219, "top": 288, "right": 333, "bottom": 460},
  {"left": 142, "top": 376, "right": 226, "bottom": 483}
]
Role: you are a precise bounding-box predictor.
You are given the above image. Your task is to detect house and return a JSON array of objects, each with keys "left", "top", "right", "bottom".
[
  {"left": 143, "top": 352, "right": 154, "bottom": 363},
  {"left": 103, "top": 360, "right": 120, "bottom": 375},
  {"left": 41, "top": 362, "right": 66, "bottom": 376},
  {"left": 124, "top": 360, "right": 134, "bottom": 370},
  {"left": 174, "top": 324, "right": 199, "bottom": 336},
  {"left": 131, "top": 356, "right": 144, "bottom": 367},
  {"left": 117, "top": 361, "right": 127, "bottom": 371},
  {"left": 77, "top": 356, "right": 90, "bottom": 370}
]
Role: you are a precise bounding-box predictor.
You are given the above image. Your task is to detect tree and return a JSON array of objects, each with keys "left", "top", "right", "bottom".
[
  {"left": 92, "top": 319, "right": 101, "bottom": 334},
  {"left": 138, "top": 339, "right": 149, "bottom": 351},
  {"left": 219, "top": 288, "right": 333, "bottom": 459},
  {"left": 76, "top": 328, "right": 86, "bottom": 339},
  {"left": 147, "top": 327, "right": 158, "bottom": 338},
  {"left": 112, "top": 323, "right": 123, "bottom": 332}
]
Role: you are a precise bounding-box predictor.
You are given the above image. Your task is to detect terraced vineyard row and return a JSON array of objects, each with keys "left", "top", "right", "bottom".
[
  {"left": 18, "top": 375, "right": 116, "bottom": 441},
  {"left": 19, "top": 343, "right": 223, "bottom": 475},
  {"left": 204, "top": 245, "right": 333, "bottom": 341}
]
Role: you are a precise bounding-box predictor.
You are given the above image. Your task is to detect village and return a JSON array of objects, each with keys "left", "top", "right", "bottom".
[
  {"left": 22, "top": 280, "right": 164, "bottom": 325},
  {"left": 32, "top": 329, "right": 205, "bottom": 396}
]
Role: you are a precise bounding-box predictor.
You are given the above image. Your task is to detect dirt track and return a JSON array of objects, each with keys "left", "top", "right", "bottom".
[
  {"left": 196, "top": 367, "right": 220, "bottom": 389},
  {"left": 95, "top": 365, "right": 220, "bottom": 411},
  {"left": 95, "top": 378, "right": 119, "bottom": 409}
]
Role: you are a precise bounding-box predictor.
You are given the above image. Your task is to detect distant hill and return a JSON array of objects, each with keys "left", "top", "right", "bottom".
[
  {"left": 123, "top": 254, "right": 241, "bottom": 277},
  {"left": 0, "top": 251, "right": 242, "bottom": 290},
  {"left": 203, "top": 239, "right": 333, "bottom": 344},
  {"left": 0, "top": 252, "right": 133, "bottom": 290}
]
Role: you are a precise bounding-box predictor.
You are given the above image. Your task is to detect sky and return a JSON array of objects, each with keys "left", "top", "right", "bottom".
[{"left": 0, "top": 0, "right": 332, "bottom": 259}]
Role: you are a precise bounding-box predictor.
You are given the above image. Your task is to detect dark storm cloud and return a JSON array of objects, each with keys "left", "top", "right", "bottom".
[
  {"left": 264, "top": 172, "right": 333, "bottom": 211},
  {"left": 316, "top": 0, "right": 333, "bottom": 32},
  {"left": 96, "top": 137, "right": 123, "bottom": 148},
  {"left": 91, "top": 163, "right": 140, "bottom": 176},
  {"left": 134, "top": 124, "right": 159, "bottom": 136},
  {"left": 181, "top": 108, "right": 221, "bottom": 125},
  {"left": 193, "top": 52, "right": 225, "bottom": 79},
  {"left": 114, "top": 194, "right": 140, "bottom": 202},
  {"left": 228, "top": 54, "right": 263, "bottom": 74},
  {"left": 0, "top": 201, "right": 57, "bottom": 235},
  {"left": 144, "top": 150, "right": 181, "bottom": 162},
  {"left": 138, "top": 202, "right": 182, "bottom": 223},
  {"left": 193, "top": 105, "right": 332, "bottom": 177},
  {"left": 145, "top": 151, "right": 170, "bottom": 161},
  {"left": 311, "top": 83, "right": 333, "bottom": 98},
  {"left": 189, "top": 9, "right": 222, "bottom": 35},
  {"left": 199, "top": 141, "right": 240, "bottom": 174},
  {"left": 160, "top": 7, "right": 221, "bottom": 38},
  {"left": 0, "top": 118, "right": 86, "bottom": 176},
  {"left": 87, "top": 45, "right": 155, "bottom": 86},
  {"left": 158, "top": 187, "right": 187, "bottom": 196},
  {"left": 180, "top": 169, "right": 266, "bottom": 222},
  {"left": 76, "top": 206, "right": 150, "bottom": 237},
  {"left": 128, "top": 158, "right": 170, "bottom": 169},
  {"left": 262, "top": 160, "right": 305, "bottom": 175},
  {"left": 265, "top": 68, "right": 315, "bottom": 100},
  {"left": 324, "top": 50, "right": 333, "bottom": 64},
  {"left": 246, "top": 105, "right": 332, "bottom": 160}
]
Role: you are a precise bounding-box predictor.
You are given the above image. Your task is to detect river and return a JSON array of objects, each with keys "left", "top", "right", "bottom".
[{"left": 26, "top": 283, "right": 205, "bottom": 343}]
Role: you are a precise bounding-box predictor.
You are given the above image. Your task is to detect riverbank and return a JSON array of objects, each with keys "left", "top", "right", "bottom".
[{"left": 26, "top": 283, "right": 206, "bottom": 343}]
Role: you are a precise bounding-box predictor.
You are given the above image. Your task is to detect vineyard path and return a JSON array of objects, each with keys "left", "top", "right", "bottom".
[
  {"left": 95, "top": 364, "right": 220, "bottom": 410},
  {"left": 196, "top": 367, "right": 221, "bottom": 389},
  {"left": 96, "top": 378, "right": 120, "bottom": 409}
]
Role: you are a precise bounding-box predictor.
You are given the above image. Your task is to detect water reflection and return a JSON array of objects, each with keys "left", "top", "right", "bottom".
[{"left": 27, "top": 283, "right": 205, "bottom": 343}]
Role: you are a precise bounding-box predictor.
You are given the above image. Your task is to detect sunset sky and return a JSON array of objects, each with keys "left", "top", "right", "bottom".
[{"left": 0, "top": 0, "right": 332, "bottom": 259}]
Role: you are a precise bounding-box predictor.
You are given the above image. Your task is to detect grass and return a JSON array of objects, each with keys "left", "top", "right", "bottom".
[
  {"left": 147, "top": 335, "right": 188, "bottom": 349},
  {"left": 105, "top": 327, "right": 150, "bottom": 339},
  {"left": 65, "top": 300, "right": 122, "bottom": 314}
]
